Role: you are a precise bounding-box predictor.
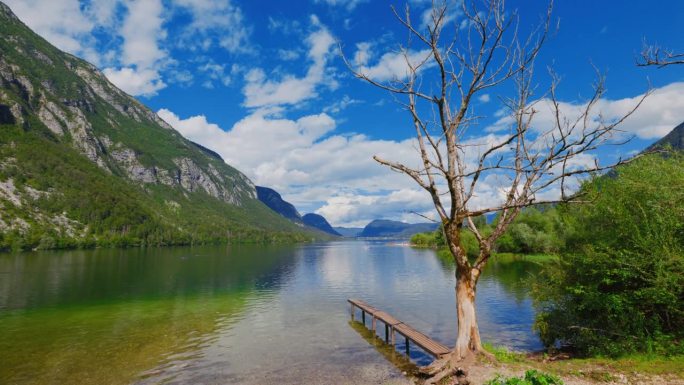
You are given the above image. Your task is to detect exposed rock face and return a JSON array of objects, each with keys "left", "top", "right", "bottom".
[
  {"left": 0, "top": 1, "right": 257, "bottom": 206},
  {"left": 302, "top": 213, "right": 341, "bottom": 236}
]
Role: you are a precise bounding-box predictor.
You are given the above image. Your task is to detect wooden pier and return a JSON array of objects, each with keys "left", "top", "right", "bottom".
[{"left": 348, "top": 298, "right": 451, "bottom": 359}]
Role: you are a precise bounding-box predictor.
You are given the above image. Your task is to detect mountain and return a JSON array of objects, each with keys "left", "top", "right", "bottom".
[
  {"left": 255, "top": 186, "right": 340, "bottom": 236},
  {"left": 358, "top": 219, "right": 439, "bottom": 238},
  {"left": 255, "top": 186, "right": 302, "bottom": 222},
  {"left": 0, "top": 2, "right": 315, "bottom": 250},
  {"left": 647, "top": 121, "right": 684, "bottom": 151},
  {"left": 334, "top": 227, "right": 363, "bottom": 237},
  {"left": 302, "top": 213, "right": 341, "bottom": 236}
]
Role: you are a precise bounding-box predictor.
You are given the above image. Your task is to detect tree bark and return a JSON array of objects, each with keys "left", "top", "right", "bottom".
[{"left": 453, "top": 265, "right": 483, "bottom": 360}]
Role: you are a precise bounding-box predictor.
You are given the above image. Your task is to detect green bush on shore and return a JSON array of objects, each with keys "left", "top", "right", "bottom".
[{"left": 533, "top": 152, "right": 684, "bottom": 357}]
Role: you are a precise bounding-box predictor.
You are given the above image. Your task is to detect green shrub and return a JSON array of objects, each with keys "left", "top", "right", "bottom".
[
  {"left": 533, "top": 153, "right": 684, "bottom": 356},
  {"left": 485, "top": 370, "right": 563, "bottom": 385},
  {"left": 494, "top": 206, "right": 564, "bottom": 254}
]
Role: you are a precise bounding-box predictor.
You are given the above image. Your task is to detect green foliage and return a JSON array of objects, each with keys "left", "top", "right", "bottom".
[
  {"left": 533, "top": 153, "right": 684, "bottom": 356},
  {"left": 410, "top": 231, "right": 440, "bottom": 247},
  {"left": 410, "top": 224, "right": 480, "bottom": 260},
  {"left": 0, "top": 124, "right": 314, "bottom": 252},
  {"left": 483, "top": 342, "right": 527, "bottom": 363},
  {"left": 495, "top": 206, "right": 564, "bottom": 254},
  {"left": 485, "top": 370, "right": 563, "bottom": 385}
]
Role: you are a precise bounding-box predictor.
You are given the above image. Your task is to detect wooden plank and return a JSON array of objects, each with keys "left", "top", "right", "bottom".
[{"left": 348, "top": 299, "right": 451, "bottom": 358}]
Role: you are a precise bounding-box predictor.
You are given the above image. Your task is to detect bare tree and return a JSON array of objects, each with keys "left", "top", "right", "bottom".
[
  {"left": 638, "top": 42, "right": 684, "bottom": 67},
  {"left": 344, "top": 0, "right": 647, "bottom": 380}
]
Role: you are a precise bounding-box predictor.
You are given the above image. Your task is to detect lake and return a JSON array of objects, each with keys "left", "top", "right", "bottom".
[{"left": 0, "top": 241, "right": 542, "bottom": 384}]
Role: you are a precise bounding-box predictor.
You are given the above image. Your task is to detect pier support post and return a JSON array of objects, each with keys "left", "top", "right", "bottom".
[
  {"left": 405, "top": 337, "right": 409, "bottom": 356},
  {"left": 362, "top": 310, "right": 365, "bottom": 325},
  {"left": 350, "top": 303, "right": 354, "bottom": 321},
  {"left": 385, "top": 324, "right": 389, "bottom": 342},
  {"left": 391, "top": 327, "right": 395, "bottom": 346},
  {"left": 371, "top": 317, "right": 376, "bottom": 337}
]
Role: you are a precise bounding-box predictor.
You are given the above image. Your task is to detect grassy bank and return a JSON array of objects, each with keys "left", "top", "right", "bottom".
[{"left": 482, "top": 344, "right": 684, "bottom": 383}]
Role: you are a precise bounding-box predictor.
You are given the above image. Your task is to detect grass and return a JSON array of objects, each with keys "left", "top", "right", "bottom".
[
  {"left": 541, "top": 354, "right": 684, "bottom": 377},
  {"left": 482, "top": 344, "right": 684, "bottom": 381},
  {"left": 483, "top": 342, "right": 527, "bottom": 363}
]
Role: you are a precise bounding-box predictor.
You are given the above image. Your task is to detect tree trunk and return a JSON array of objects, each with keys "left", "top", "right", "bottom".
[{"left": 453, "top": 266, "right": 483, "bottom": 360}]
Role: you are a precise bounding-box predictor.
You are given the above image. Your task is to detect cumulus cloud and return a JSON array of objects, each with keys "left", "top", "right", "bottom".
[
  {"left": 99, "top": 0, "right": 169, "bottom": 96},
  {"left": 157, "top": 107, "right": 428, "bottom": 225},
  {"left": 4, "top": 0, "right": 95, "bottom": 54},
  {"left": 419, "top": 0, "right": 463, "bottom": 30},
  {"left": 159, "top": 80, "right": 683, "bottom": 226},
  {"left": 103, "top": 67, "right": 166, "bottom": 96},
  {"left": 174, "top": 0, "right": 252, "bottom": 54},
  {"left": 242, "top": 19, "right": 336, "bottom": 108},
  {"left": 7, "top": 0, "right": 256, "bottom": 96},
  {"left": 485, "top": 82, "right": 684, "bottom": 140},
  {"left": 315, "top": 189, "right": 436, "bottom": 227},
  {"left": 356, "top": 49, "right": 433, "bottom": 81}
]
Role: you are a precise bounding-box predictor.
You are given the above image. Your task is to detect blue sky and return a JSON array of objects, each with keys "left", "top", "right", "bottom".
[{"left": 7, "top": 0, "right": 684, "bottom": 226}]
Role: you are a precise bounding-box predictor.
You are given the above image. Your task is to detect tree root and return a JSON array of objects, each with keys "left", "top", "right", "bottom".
[{"left": 419, "top": 348, "right": 495, "bottom": 385}]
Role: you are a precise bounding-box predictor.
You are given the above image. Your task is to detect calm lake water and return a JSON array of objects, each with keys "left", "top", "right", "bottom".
[{"left": 0, "top": 241, "right": 542, "bottom": 384}]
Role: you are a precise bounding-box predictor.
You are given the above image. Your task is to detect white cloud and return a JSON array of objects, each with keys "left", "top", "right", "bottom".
[
  {"left": 323, "top": 95, "right": 362, "bottom": 114},
  {"left": 157, "top": 107, "right": 428, "bottom": 225},
  {"left": 278, "top": 49, "right": 301, "bottom": 61},
  {"left": 419, "top": 1, "right": 462, "bottom": 30},
  {"left": 485, "top": 82, "right": 684, "bottom": 141},
  {"left": 353, "top": 42, "right": 372, "bottom": 66},
  {"left": 268, "top": 17, "right": 302, "bottom": 35},
  {"left": 4, "top": 0, "right": 94, "bottom": 54},
  {"left": 315, "top": 189, "right": 436, "bottom": 227},
  {"left": 478, "top": 94, "right": 491, "bottom": 103},
  {"left": 314, "top": 0, "right": 368, "bottom": 11},
  {"left": 100, "top": 0, "right": 168, "bottom": 96},
  {"left": 84, "top": 0, "right": 120, "bottom": 29},
  {"left": 174, "top": 0, "right": 252, "bottom": 54},
  {"left": 6, "top": 0, "right": 255, "bottom": 96},
  {"left": 120, "top": 0, "right": 166, "bottom": 69},
  {"left": 197, "top": 61, "right": 238, "bottom": 87},
  {"left": 103, "top": 67, "right": 166, "bottom": 96},
  {"left": 159, "top": 76, "right": 683, "bottom": 226},
  {"left": 242, "top": 19, "right": 336, "bottom": 108},
  {"left": 356, "top": 49, "right": 433, "bottom": 81}
]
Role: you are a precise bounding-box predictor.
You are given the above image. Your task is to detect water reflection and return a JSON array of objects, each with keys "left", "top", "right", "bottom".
[{"left": 0, "top": 241, "right": 543, "bottom": 385}]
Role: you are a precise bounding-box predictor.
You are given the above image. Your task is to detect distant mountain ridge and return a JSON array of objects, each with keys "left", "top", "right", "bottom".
[
  {"left": 358, "top": 219, "right": 439, "bottom": 238},
  {"left": 334, "top": 227, "right": 363, "bottom": 237},
  {"left": 302, "top": 213, "right": 341, "bottom": 236},
  {"left": 255, "top": 186, "right": 340, "bottom": 236},
  {"left": 256, "top": 186, "right": 302, "bottom": 222}
]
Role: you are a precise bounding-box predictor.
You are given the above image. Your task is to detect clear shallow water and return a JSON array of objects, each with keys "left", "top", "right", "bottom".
[{"left": 0, "top": 241, "right": 542, "bottom": 384}]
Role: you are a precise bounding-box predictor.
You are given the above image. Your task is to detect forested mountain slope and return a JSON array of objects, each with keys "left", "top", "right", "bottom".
[{"left": 0, "top": 2, "right": 314, "bottom": 250}]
